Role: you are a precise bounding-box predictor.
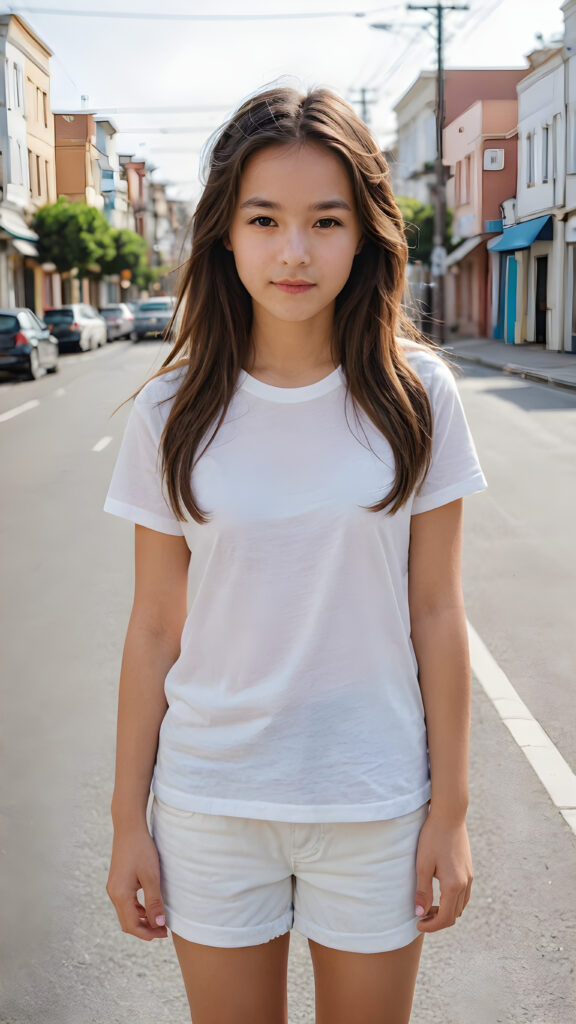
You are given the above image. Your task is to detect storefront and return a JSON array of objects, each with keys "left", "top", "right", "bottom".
[
  {"left": 0, "top": 206, "right": 40, "bottom": 310},
  {"left": 487, "top": 215, "right": 554, "bottom": 345},
  {"left": 565, "top": 214, "right": 576, "bottom": 354}
]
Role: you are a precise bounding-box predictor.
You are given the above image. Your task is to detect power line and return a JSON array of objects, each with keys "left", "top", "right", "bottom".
[
  {"left": 78, "top": 105, "right": 233, "bottom": 115},
  {"left": 7, "top": 5, "right": 395, "bottom": 21}
]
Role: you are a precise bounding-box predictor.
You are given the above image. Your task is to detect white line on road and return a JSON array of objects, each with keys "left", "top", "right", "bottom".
[
  {"left": 468, "top": 620, "right": 576, "bottom": 836},
  {"left": 93, "top": 436, "right": 113, "bottom": 452},
  {"left": 53, "top": 387, "right": 66, "bottom": 397},
  {"left": 0, "top": 399, "right": 40, "bottom": 422}
]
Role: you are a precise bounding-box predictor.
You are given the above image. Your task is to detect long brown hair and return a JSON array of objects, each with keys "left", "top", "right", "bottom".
[{"left": 115, "top": 84, "right": 456, "bottom": 523}]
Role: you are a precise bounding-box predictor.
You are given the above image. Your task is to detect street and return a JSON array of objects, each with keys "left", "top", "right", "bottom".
[{"left": 0, "top": 341, "right": 574, "bottom": 1024}]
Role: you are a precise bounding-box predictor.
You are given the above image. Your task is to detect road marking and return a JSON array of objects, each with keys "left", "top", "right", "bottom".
[
  {"left": 468, "top": 620, "right": 576, "bottom": 836},
  {"left": 93, "top": 436, "right": 113, "bottom": 452},
  {"left": 0, "top": 399, "right": 40, "bottom": 422},
  {"left": 54, "top": 387, "right": 66, "bottom": 397}
]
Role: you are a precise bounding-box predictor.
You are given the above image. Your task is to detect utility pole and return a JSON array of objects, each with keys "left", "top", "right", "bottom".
[
  {"left": 407, "top": 3, "right": 468, "bottom": 343},
  {"left": 348, "top": 87, "right": 379, "bottom": 125}
]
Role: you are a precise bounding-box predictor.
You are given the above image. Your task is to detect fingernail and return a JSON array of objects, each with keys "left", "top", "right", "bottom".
[
  {"left": 415, "top": 905, "right": 425, "bottom": 917},
  {"left": 156, "top": 915, "right": 166, "bottom": 927}
]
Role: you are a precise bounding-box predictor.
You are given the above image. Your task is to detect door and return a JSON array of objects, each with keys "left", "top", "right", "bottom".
[
  {"left": 505, "top": 254, "right": 517, "bottom": 344},
  {"left": 535, "top": 256, "right": 548, "bottom": 344},
  {"left": 494, "top": 254, "right": 506, "bottom": 339}
]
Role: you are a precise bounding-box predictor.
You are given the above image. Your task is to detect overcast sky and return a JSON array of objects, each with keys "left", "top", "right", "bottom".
[{"left": 5, "top": 0, "right": 567, "bottom": 202}]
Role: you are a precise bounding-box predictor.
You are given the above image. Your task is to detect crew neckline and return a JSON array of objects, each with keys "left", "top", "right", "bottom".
[{"left": 238, "top": 364, "right": 344, "bottom": 403}]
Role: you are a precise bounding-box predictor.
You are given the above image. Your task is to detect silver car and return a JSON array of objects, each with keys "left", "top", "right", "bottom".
[
  {"left": 99, "top": 303, "right": 137, "bottom": 342},
  {"left": 133, "top": 297, "right": 175, "bottom": 341}
]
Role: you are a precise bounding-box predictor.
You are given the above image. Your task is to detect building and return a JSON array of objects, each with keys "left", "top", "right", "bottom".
[
  {"left": 94, "top": 117, "right": 134, "bottom": 304},
  {"left": 392, "top": 68, "right": 528, "bottom": 206},
  {"left": 443, "top": 98, "right": 520, "bottom": 338},
  {"left": 562, "top": 0, "right": 576, "bottom": 351},
  {"left": 94, "top": 117, "right": 133, "bottom": 232},
  {"left": 0, "top": 13, "right": 55, "bottom": 311},
  {"left": 119, "top": 157, "right": 154, "bottom": 249},
  {"left": 54, "top": 110, "right": 105, "bottom": 209},
  {"left": 487, "top": 44, "right": 568, "bottom": 348}
]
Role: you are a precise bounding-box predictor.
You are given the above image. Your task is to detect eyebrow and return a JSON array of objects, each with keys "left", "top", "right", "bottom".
[{"left": 238, "top": 196, "right": 352, "bottom": 212}]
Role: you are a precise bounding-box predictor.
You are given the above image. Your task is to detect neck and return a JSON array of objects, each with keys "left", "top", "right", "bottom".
[{"left": 246, "top": 302, "right": 338, "bottom": 379}]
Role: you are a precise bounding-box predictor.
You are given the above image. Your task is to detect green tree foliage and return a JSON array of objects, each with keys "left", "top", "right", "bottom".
[
  {"left": 396, "top": 196, "right": 454, "bottom": 265},
  {"left": 32, "top": 197, "right": 116, "bottom": 277},
  {"left": 99, "top": 227, "right": 148, "bottom": 275},
  {"left": 32, "top": 198, "right": 164, "bottom": 289}
]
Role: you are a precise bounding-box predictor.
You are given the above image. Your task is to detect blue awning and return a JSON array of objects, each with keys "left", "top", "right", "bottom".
[{"left": 487, "top": 215, "right": 553, "bottom": 252}]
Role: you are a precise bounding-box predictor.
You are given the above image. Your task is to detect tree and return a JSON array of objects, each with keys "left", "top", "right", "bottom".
[
  {"left": 99, "top": 229, "right": 172, "bottom": 291},
  {"left": 396, "top": 197, "right": 454, "bottom": 265},
  {"left": 32, "top": 197, "right": 116, "bottom": 277}
]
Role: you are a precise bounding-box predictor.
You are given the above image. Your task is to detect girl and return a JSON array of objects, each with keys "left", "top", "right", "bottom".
[{"left": 104, "top": 85, "right": 488, "bottom": 1024}]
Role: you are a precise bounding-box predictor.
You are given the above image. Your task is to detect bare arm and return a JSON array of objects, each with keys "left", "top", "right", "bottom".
[
  {"left": 408, "top": 497, "right": 470, "bottom": 824},
  {"left": 408, "top": 498, "right": 474, "bottom": 932},
  {"left": 111, "top": 524, "right": 190, "bottom": 829},
  {"left": 107, "top": 524, "right": 190, "bottom": 940}
]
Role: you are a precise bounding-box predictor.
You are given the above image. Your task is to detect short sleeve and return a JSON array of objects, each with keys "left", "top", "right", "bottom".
[
  {"left": 103, "top": 396, "right": 185, "bottom": 536},
  {"left": 411, "top": 360, "right": 488, "bottom": 515}
]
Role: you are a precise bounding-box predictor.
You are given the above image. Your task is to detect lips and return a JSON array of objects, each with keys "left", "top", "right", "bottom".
[{"left": 273, "top": 280, "right": 316, "bottom": 294}]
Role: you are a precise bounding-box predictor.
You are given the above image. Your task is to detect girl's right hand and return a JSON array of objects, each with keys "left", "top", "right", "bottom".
[{"left": 106, "top": 826, "right": 168, "bottom": 941}]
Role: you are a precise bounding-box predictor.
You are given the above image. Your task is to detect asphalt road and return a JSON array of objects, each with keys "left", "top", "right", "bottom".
[{"left": 0, "top": 342, "right": 574, "bottom": 1023}]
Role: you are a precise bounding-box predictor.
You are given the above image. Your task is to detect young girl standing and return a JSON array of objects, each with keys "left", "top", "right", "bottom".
[{"left": 104, "top": 85, "right": 487, "bottom": 1024}]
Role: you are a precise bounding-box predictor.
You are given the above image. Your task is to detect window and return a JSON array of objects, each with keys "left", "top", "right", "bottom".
[
  {"left": 455, "top": 160, "right": 461, "bottom": 204},
  {"left": 542, "top": 125, "right": 550, "bottom": 183},
  {"left": 45, "top": 159, "right": 49, "bottom": 199},
  {"left": 568, "top": 109, "right": 576, "bottom": 175},
  {"left": 527, "top": 133, "right": 535, "bottom": 185},
  {"left": 28, "top": 148, "right": 33, "bottom": 194},
  {"left": 18, "top": 142, "right": 25, "bottom": 185},
  {"left": 13, "top": 64, "right": 20, "bottom": 107},
  {"left": 463, "top": 154, "right": 472, "bottom": 202},
  {"left": 5, "top": 60, "right": 10, "bottom": 108},
  {"left": 43, "top": 91, "right": 47, "bottom": 128},
  {"left": 36, "top": 153, "right": 41, "bottom": 196}
]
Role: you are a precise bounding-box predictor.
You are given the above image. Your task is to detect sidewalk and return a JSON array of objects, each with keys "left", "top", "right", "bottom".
[{"left": 440, "top": 337, "right": 576, "bottom": 392}]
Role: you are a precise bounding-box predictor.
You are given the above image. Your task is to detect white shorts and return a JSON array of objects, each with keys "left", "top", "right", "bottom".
[{"left": 150, "top": 795, "right": 430, "bottom": 954}]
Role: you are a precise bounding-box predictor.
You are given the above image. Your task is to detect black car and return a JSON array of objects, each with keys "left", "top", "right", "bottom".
[{"left": 0, "top": 308, "right": 58, "bottom": 380}]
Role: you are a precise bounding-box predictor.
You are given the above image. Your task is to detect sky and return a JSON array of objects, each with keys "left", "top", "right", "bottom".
[{"left": 4, "top": 0, "right": 567, "bottom": 203}]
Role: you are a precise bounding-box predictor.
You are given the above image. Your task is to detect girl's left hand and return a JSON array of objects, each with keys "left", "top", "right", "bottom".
[{"left": 413, "top": 812, "right": 473, "bottom": 933}]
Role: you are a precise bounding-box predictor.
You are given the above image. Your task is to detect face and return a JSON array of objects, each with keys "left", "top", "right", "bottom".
[{"left": 224, "top": 141, "right": 364, "bottom": 327}]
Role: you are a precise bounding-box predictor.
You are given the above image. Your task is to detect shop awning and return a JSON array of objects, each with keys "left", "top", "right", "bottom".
[
  {"left": 487, "top": 215, "right": 553, "bottom": 252},
  {"left": 0, "top": 206, "right": 39, "bottom": 242},
  {"left": 445, "top": 235, "right": 486, "bottom": 268},
  {"left": 12, "top": 238, "right": 39, "bottom": 257}
]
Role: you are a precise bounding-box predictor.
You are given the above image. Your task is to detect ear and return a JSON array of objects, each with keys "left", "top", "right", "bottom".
[
  {"left": 222, "top": 234, "right": 233, "bottom": 252},
  {"left": 355, "top": 235, "right": 365, "bottom": 255}
]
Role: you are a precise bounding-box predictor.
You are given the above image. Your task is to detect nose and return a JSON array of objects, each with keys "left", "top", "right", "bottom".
[{"left": 279, "top": 227, "right": 310, "bottom": 266}]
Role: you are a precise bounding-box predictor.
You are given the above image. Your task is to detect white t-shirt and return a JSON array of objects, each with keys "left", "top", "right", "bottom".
[{"left": 104, "top": 339, "right": 488, "bottom": 822}]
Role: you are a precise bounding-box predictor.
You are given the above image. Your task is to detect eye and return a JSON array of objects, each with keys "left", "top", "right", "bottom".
[
  {"left": 249, "top": 216, "right": 275, "bottom": 227},
  {"left": 316, "top": 218, "right": 342, "bottom": 228}
]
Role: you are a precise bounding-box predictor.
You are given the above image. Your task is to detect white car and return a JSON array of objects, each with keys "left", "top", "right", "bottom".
[{"left": 43, "top": 304, "right": 107, "bottom": 352}]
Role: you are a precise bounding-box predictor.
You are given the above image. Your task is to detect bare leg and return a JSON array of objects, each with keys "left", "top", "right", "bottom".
[
  {"left": 171, "top": 930, "right": 291, "bottom": 1024},
  {"left": 309, "top": 932, "right": 425, "bottom": 1024}
]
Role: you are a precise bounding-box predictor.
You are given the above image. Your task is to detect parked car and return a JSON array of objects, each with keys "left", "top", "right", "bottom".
[
  {"left": 99, "top": 303, "right": 136, "bottom": 342},
  {"left": 0, "top": 307, "right": 58, "bottom": 380},
  {"left": 133, "top": 297, "right": 175, "bottom": 340},
  {"left": 42, "top": 304, "right": 107, "bottom": 352}
]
